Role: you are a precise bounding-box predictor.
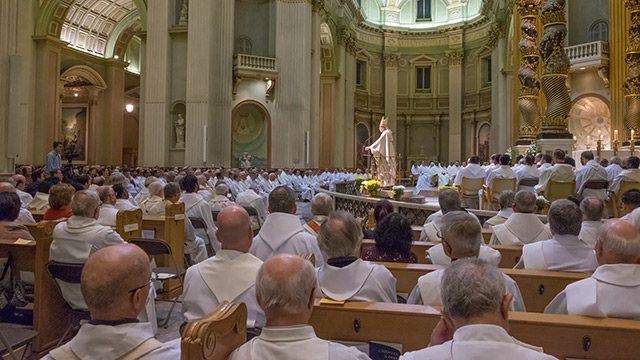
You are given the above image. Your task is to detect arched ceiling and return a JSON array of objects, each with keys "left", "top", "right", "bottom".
[{"left": 59, "top": 0, "right": 139, "bottom": 57}]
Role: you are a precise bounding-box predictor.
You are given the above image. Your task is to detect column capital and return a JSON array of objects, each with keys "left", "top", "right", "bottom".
[
  {"left": 626, "top": 0, "right": 640, "bottom": 11},
  {"left": 312, "top": 0, "right": 325, "bottom": 13},
  {"left": 383, "top": 52, "right": 401, "bottom": 68},
  {"left": 517, "top": 0, "right": 541, "bottom": 17},
  {"left": 445, "top": 51, "right": 464, "bottom": 67}
]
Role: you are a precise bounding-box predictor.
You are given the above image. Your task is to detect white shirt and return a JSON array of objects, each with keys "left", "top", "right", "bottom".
[
  {"left": 514, "top": 165, "right": 539, "bottom": 182},
  {"left": 578, "top": 220, "right": 602, "bottom": 248},
  {"left": 97, "top": 204, "right": 119, "bottom": 228},
  {"left": 517, "top": 234, "right": 598, "bottom": 272},
  {"left": 490, "top": 213, "right": 551, "bottom": 246},
  {"left": 182, "top": 250, "right": 265, "bottom": 328},
  {"left": 609, "top": 168, "right": 640, "bottom": 195},
  {"left": 315, "top": 259, "right": 397, "bottom": 303},
  {"left": 250, "top": 213, "right": 324, "bottom": 266},
  {"left": 485, "top": 165, "right": 516, "bottom": 189},
  {"left": 575, "top": 160, "right": 608, "bottom": 200},
  {"left": 534, "top": 163, "right": 575, "bottom": 195},
  {"left": 209, "top": 195, "right": 233, "bottom": 212},
  {"left": 16, "top": 189, "right": 32, "bottom": 209},
  {"left": 229, "top": 325, "right": 370, "bottom": 360},
  {"left": 236, "top": 190, "right": 268, "bottom": 230},
  {"left": 453, "top": 164, "right": 486, "bottom": 186},
  {"left": 605, "top": 163, "right": 623, "bottom": 183},
  {"left": 182, "top": 192, "right": 220, "bottom": 251},
  {"left": 400, "top": 324, "right": 556, "bottom": 360},
  {"left": 114, "top": 198, "right": 140, "bottom": 212},
  {"left": 544, "top": 264, "right": 640, "bottom": 319}
]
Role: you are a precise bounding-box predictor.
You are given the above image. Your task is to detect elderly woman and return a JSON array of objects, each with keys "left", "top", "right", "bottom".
[
  {"left": 315, "top": 211, "right": 397, "bottom": 303},
  {"left": 140, "top": 181, "right": 164, "bottom": 214},
  {"left": 361, "top": 213, "right": 417, "bottom": 263},
  {"left": 363, "top": 199, "right": 394, "bottom": 239},
  {"left": 42, "top": 183, "right": 75, "bottom": 220}
]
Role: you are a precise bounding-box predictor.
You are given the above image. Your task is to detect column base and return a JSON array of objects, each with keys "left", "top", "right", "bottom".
[
  {"left": 515, "top": 145, "right": 531, "bottom": 155},
  {"left": 537, "top": 138, "right": 574, "bottom": 155}
]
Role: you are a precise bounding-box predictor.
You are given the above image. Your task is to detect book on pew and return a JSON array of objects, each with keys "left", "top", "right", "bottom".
[{"left": 334, "top": 340, "right": 402, "bottom": 360}]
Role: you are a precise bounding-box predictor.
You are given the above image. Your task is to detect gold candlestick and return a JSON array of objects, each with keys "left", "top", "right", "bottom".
[
  {"left": 632, "top": 141, "right": 636, "bottom": 156},
  {"left": 597, "top": 139, "right": 602, "bottom": 158},
  {"left": 613, "top": 139, "right": 620, "bottom": 156}
]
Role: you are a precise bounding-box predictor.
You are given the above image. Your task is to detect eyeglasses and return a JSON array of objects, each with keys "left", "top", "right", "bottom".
[{"left": 128, "top": 279, "right": 152, "bottom": 294}]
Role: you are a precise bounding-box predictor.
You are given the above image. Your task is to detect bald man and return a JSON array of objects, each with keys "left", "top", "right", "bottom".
[
  {"left": 96, "top": 185, "right": 119, "bottom": 228},
  {"left": 0, "top": 182, "right": 35, "bottom": 224},
  {"left": 545, "top": 220, "right": 640, "bottom": 319},
  {"left": 182, "top": 205, "right": 265, "bottom": 329},
  {"left": 12, "top": 174, "right": 32, "bottom": 208},
  {"left": 44, "top": 244, "right": 179, "bottom": 360},
  {"left": 229, "top": 254, "right": 369, "bottom": 360}
]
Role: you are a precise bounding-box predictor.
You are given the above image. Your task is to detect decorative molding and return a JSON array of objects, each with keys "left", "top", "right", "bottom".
[
  {"left": 445, "top": 51, "right": 464, "bottom": 66},
  {"left": 383, "top": 52, "right": 401, "bottom": 68}
]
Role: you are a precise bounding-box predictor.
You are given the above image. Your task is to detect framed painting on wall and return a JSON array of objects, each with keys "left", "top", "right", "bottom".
[{"left": 61, "top": 104, "right": 89, "bottom": 164}]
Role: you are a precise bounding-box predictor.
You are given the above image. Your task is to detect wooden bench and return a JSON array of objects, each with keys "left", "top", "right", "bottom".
[
  {"left": 309, "top": 300, "right": 640, "bottom": 359},
  {"left": 409, "top": 225, "right": 493, "bottom": 243},
  {"left": 376, "top": 262, "right": 590, "bottom": 313},
  {"left": 360, "top": 239, "right": 522, "bottom": 268}
]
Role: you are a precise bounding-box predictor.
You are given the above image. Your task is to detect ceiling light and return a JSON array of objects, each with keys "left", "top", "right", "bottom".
[{"left": 126, "top": 104, "right": 134, "bottom": 113}]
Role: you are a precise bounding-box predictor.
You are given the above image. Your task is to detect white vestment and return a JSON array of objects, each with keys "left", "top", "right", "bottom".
[
  {"left": 453, "top": 164, "right": 486, "bottom": 186},
  {"left": 209, "top": 195, "right": 233, "bottom": 212},
  {"left": 537, "top": 162, "right": 552, "bottom": 175},
  {"left": 489, "top": 213, "right": 551, "bottom": 246},
  {"left": 141, "top": 195, "right": 164, "bottom": 215},
  {"left": 97, "top": 204, "right": 119, "bottom": 228},
  {"left": 483, "top": 208, "right": 513, "bottom": 229},
  {"left": 575, "top": 160, "right": 608, "bottom": 200},
  {"left": 369, "top": 129, "right": 397, "bottom": 187},
  {"left": 426, "top": 244, "right": 501, "bottom": 268},
  {"left": 236, "top": 190, "right": 268, "bottom": 230},
  {"left": 399, "top": 324, "right": 556, "bottom": 360},
  {"left": 609, "top": 168, "right": 640, "bottom": 195},
  {"left": 182, "top": 192, "right": 220, "bottom": 251},
  {"left": 29, "top": 192, "right": 49, "bottom": 211},
  {"left": 302, "top": 215, "right": 328, "bottom": 237},
  {"left": 408, "top": 267, "right": 526, "bottom": 312},
  {"left": 605, "top": 163, "right": 623, "bottom": 183},
  {"left": 134, "top": 187, "right": 149, "bottom": 205},
  {"left": 114, "top": 198, "right": 139, "bottom": 212},
  {"left": 182, "top": 250, "right": 265, "bottom": 327},
  {"left": 544, "top": 264, "right": 640, "bottom": 319},
  {"left": 578, "top": 220, "right": 602, "bottom": 249},
  {"left": 485, "top": 165, "right": 516, "bottom": 189},
  {"left": 250, "top": 213, "right": 324, "bottom": 266},
  {"left": 44, "top": 322, "right": 179, "bottom": 360},
  {"left": 534, "top": 163, "right": 575, "bottom": 195},
  {"left": 516, "top": 234, "right": 598, "bottom": 272},
  {"left": 16, "top": 189, "right": 32, "bottom": 209},
  {"left": 229, "top": 325, "right": 370, "bottom": 360},
  {"left": 315, "top": 259, "right": 397, "bottom": 303}
]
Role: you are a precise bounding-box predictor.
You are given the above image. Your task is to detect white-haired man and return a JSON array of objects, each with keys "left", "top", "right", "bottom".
[
  {"left": 483, "top": 190, "right": 514, "bottom": 229},
  {"left": 236, "top": 186, "right": 268, "bottom": 231},
  {"left": 579, "top": 197, "right": 604, "bottom": 249},
  {"left": 96, "top": 185, "right": 119, "bottom": 228},
  {"left": 401, "top": 259, "right": 556, "bottom": 360},
  {"left": 490, "top": 191, "right": 551, "bottom": 246},
  {"left": 545, "top": 220, "right": 640, "bottom": 319},
  {"left": 303, "top": 193, "right": 333, "bottom": 236},
  {"left": 210, "top": 183, "right": 234, "bottom": 212},
  {"left": 228, "top": 254, "right": 369, "bottom": 360},
  {"left": 408, "top": 212, "right": 525, "bottom": 312},
  {"left": 140, "top": 181, "right": 164, "bottom": 215}
]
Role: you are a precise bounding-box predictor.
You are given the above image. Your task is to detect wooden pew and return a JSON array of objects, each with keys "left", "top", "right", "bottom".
[
  {"left": 411, "top": 226, "right": 493, "bottom": 243},
  {"left": 360, "top": 239, "right": 523, "bottom": 268},
  {"left": 309, "top": 300, "right": 640, "bottom": 359},
  {"left": 115, "top": 209, "right": 143, "bottom": 241},
  {"left": 377, "top": 262, "right": 590, "bottom": 313},
  {"left": 29, "top": 209, "right": 44, "bottom": 222}
]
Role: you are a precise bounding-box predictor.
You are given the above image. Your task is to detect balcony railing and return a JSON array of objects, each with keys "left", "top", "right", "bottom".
[
  {"left": 565, "top": 41, "right": 609, "bottom": 70},
  {"left": 235, "top": 54, "right": 277, "bottom": 72}
]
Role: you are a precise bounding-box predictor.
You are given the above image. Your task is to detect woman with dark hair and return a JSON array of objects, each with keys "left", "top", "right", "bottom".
[
  {"left": 361, "top": 213, "right": 417, "bottom": 263},
  {"left": 0, "top": 192, "right": 33, "bottom": 240},
  {"left": 363, "top": 199, "right": 394, "bottom": 239}
]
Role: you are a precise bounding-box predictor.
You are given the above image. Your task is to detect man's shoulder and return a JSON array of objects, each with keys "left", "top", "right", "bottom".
[
  {"left": 417, "top": 268, "right": 442, "bottom": 286},
  {"left": 142, "top": 338, "right": 181, "bottom": 360},
  {"left": 328, "top": 341, "right": 371, "bottom": 360},
  {"left": 399, "top": 343, "right": 449, "bottom": 360}
]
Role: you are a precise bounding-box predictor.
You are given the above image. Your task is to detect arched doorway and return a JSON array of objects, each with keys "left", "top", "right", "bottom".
[
  {"left": 569, "top": 95, "right": 611, "bottom": 149},
  {"left": 231, "top": 101, "right": 270, "bottom": 169}
]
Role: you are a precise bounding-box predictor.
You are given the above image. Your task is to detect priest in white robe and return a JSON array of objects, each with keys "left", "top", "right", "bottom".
[
  {"left": 303, "top": 193, "right": 332, "bottom": 236},
  {"left": 514, "top": 155, "right": 539, "bottom": 192},
  {"left": 96, "top": 185, "right": 119, "bottom": 228},
  {"left": 609, "top": 156, "right": 640, "bottom": 195},
  {"left": 113, "top": 184, "right": 140, "bottom": 211},
  {"left": 315, "top": 211, "right": 397, "bottom": 303},
  {"left": 605, "top": 156, "right": 623, "bottom": 183},
  {"left": 453, "top": 156, "right": 486, "bottom": 186},
  {"left": 575, "top": 151, "right": 608, "bottom": 200},
  {"left": 182, "top": 205, "right": 265, "bottom": 328},
  {"left": 545, "top": 220, "right": 640, "bottom": 319},
  {"left": 44, "top": 244, "right": 180, "bottom": 360},
  {"left": 534, "top": 150, "right": 575, "bottom": 195},
  {"left": 516, "top": 200, "right": 598, "bottom": 272},
  {"left": 139, "top": 181, "right": 164, "bottom": 215},
  {"left": 209, "top": 183, "right": 234, "bottom": 212},
  {"left": 181, "top": 175, "right": 220, "bottom": 252},
  {"left": 365, "top": 116, "right": 396, "bottom": 187},
  {"left": 250, "top": 186, "right": 324, "bottom": 265},
  {"left": 408, "top": 211, "right": 526, "bottom": 312},
  {"left": 483, "top": 190, "right": 514, "bottom": 229},
  {"left": 236, "top": 187, "right": 269, "bottom": 231},
  {"left": 578, "top": 197, "right": 604, "bottom": 249},
  {"left": 134, "top": 176, "right": 157, "bottom": 205},
  {"left": 229, "top": 254, "right": 369, "bottom": 360},
  {"left": 490, "top": 191, "right": 551, "bottom": 246},
  {"left": 401, "top": 259, "right": 555, "bottom": 360}
]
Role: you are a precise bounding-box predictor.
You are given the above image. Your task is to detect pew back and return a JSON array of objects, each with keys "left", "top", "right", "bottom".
[{"left": 115, "top": 209, "right": 143, "bottom": 241}]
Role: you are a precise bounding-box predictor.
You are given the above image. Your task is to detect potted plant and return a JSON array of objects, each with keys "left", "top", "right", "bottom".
[
  {"left": 363, "top": 180, "right": 381, "bottom": 197},
  {"left": 392, "top": 185, "right": 405, "bottom": 201}
]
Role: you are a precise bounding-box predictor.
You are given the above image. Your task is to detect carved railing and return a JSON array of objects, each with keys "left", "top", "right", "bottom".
[
  {"left": 564, "top": 41, "right": 609, "bottom": 70},
  {"left": 234, "top": 54, "right": 278, "bottom": 72}
]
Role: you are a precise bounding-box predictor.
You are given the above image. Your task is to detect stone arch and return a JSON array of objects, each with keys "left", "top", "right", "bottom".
[
  {"left": 105, "top": 10, "right": 143, "bottom": 59},
  {"left": 60, "top": 65, "right": 108, "bottom": 90}
]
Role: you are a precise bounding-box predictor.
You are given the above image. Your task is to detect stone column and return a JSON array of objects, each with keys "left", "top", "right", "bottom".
[
  {"left": 103, "top": 60, "right": 127, "bottom": 165},
  {"left": 87, "top": 91, "right": 100, "bottom": 164},
  {"left": 383, "top": 52, "right": 400, "bottom": 134},
  {"left": 343, "top": 31, "right": 357, "bottom": 168},
  {"left": 404, "top": 114, "right": 412, "bottom": 162},
  {"left": 516, "top": 0, "right": 543, "bottom": 145},
  {"left": 435, "top": 114, "right": 442, "bottom": 162},
  {"left": 333, "top": 37, "right": 346, "bottom": 167},
  {"left": 447, "top": 50, "right": 464, "bottom": 162},
  {"left": 0, "top": 0, "right": 18, "bottom": 172},
  {"left": 209, "top": 0, "right": 234, "bottom": 166},
  {"left": 141, "top": 0, "right": 171, "bottom": 166},
  {"left": 610, "top": 0, "right": 628, "bottom": 137},
  {"left": 624, "top": 0, "right": 640, "bottom": 143},
  {"left": 309, "top": 2, "right": 322, "bottom": 167}
]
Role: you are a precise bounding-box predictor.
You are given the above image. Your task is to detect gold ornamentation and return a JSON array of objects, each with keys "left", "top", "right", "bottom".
[
  {"left": 625, "top": 2, "right": 640, "bottom": 137},
  {"left": 445, "top": 51, "right": 464, "bottom": 66},
  {"left": 517, "top": 0, "right": 542, "bottom": 17}
]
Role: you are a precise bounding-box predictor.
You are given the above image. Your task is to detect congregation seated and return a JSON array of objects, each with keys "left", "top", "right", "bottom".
[
  {"left": 96, "top": 185, "right": 119, "bottom": 228},
  {"left": 29, "top": 179, "right": 54, "bottom": 211},
  {"left": 575, "top": 151, "right": 608, "bottom": 201},
  {"left": 609, "top": 155, "right": 640, "bottom": 195},
  {"left": 109, "top": 171, "right": 140, "bottom": 207},
  {"left": 88, "top": 176, "right": 104, "bottom": 191},
  {"left": 490, "top": 191, "right": 551, "bottom": 246},
  {"left": 485, "top": 154, "right": 516, "bottom": 191},
  {"left": 453, "top": 155, "right": 486, "bottom": 187},
  {"left": 578, "top": 197, "right": 604, "bottom": 249},
  {"left": 401, "top": 259, "right": 555, "bottom": 360},
  {"left": 140, "top": 181, "right": 164, "bottom": 214},
  {"left": 49, "top": 190, "right": 126, "bottom": 309},
  {"left": 24, "top": 169, "right": 44, "bottom": 197},
  {"left": 250, "top": 186, "right": 324, "bottom": 265},
  {"left": 534, "top": 149, "right": 575, "bottom": 195},
  {"left": 315, "top": 211, "right": 397, "bottom": 303},
  {"left": 12, "top": 174, "right": 33, "bottom": 208},
  {"left": 363, "top": 199, "right": 393, "bottom": 239},
  {"left": 303, "top": 193, "right": 333, "bottom": 237},
  {"left": 228, "top": 254, "right": 369, "bottom": 360},
  {"left": 236, "top": 186, "right": 268, "bottom": 231},
  {"left": 0, "top": 182, "right": 35, "bottom": 224},
  {"left": 483, "top": 190, "right": 514, "bottom": 229},
  {"left": 408, "top": 212, "right": 525, "bottom": 311},
  {"left": 606, "top": 156, "right": 623, "bottom": 183},
  {"left": 0, "top": 192, "right": 33, "bottom": 240},
  {"left": 209, "top": 183, "right": 234, "bottom": 212},
  {"left": 545, "top": 220, "right": 640, "bottom": 319},
  {"left": 42, "top": 183, "right": 74, "bottom": 221},
  {"left": 514, "top": 155, "right": 539, "bottom": 192},
  {"left": 516, "top": 199, "right": 598, "bottom": 272},
  {"left": 182, "top": 205, "right": 265, "bottom": 328},
  {"left": 181, "top": 175, "right": 219, "bottom": 251},
  {"left": 113, "top": 184, "right": 140, "bottom": 211},
  {"left": 362, "top": 213, "right": 417, "bottom": 263},
  {"left": 620, "top": 189, "right": 640, "bottom": 223},
  {"left": 134, "top": 176, "right": 157, "bottom": 205},
  {"left": 419, "top": 188, "right": 470, "bottom": 243},
  {"left": 43, "top": 244, "right": 180, "bottom": 360}
]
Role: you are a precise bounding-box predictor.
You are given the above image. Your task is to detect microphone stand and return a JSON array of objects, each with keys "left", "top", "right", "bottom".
[{"left": 362, "top": 134, "right": 376, "bottom": 180}]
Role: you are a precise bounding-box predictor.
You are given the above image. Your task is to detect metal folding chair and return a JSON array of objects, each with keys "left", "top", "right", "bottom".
[{"left": 46, "top": 262, "right": 90, "bottom": 347}]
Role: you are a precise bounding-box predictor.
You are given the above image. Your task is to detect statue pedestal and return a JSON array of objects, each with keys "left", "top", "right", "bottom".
[
  {"left": 169, "top": 148, "right": 185, "bottom": 167},
  {"left": 537, "top": 138, "right": 574, "bottom": 156}
]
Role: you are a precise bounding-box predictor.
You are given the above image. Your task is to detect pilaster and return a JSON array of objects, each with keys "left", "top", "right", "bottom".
[
  {"left": 447, "top": 50, "right": 464, "bottom": 162},
  {"left": 610, "top": 0, "right": 628, "bottom": 137},
  {"left": 103, "top": 60, "right": 127, "bottom": 165}
]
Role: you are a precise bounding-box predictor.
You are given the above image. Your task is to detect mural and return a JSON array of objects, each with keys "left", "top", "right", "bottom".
[
  {"left": 569, "top": 96, "right": 611, "bottom": 149},
  {"left": 61, "top": 106, "right": 88, "bottom": 162},
  {"left": 232, "top": 102, "right": 269, "bottom": 169}
]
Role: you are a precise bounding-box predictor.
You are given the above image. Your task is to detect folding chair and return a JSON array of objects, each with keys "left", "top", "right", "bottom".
[
  {"left": 458, "top": 177, "right": 484, "bottom": 209},
  {"left": 46, "top": 262, "right": 90, "bottom": 347},
  {"left": 242, "top": 206, "right": 262, "bottom": 236},
  {"left": 190, "top": 217, "right": 215, "bottom": 256},
  {"left": 482, "top": 178, "right": 516, "bottom": 210},
  {"left": 0, "top": 325, "right": 38, "bottom": 360},
  {"left": 129, "top": 238, "right": 184, "bottom": 328},
  {"left": 518, "top": 178, "right": 538, "bottom": 192}
]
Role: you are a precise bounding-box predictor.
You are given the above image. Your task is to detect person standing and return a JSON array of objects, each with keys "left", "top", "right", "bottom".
[
  {"left": 46, "top": 141, "right": 63, "bottom": 174},
  {"left": 365, "top": 116, "right": 396, "bottom": 187}
]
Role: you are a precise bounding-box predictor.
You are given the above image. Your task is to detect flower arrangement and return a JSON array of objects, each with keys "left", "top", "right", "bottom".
[
  {"left": 536, "top": 195, "right": 549, "bottom": 212},
  {"left": 239, "top": 152, "right": 253, "bottom": 170},
  {"left": 505, "top": 146, "right": 519, "bottom": 166},
  {"left": 361, "top": 180, "right": 381, "bottom": 196},
  {"left": 354, "top": 177, "right": 366, "bottom": 192},
  {"left": 392, "top": 185, "right": 405, "bottom": 200},
  {"left": 525, "top": 140, "right": 541, "bottom": 158}
]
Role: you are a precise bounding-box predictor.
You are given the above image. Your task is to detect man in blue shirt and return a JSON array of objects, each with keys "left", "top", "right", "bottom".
[{"left": 46, "top": 141, "right": 63, "bottom": 174}]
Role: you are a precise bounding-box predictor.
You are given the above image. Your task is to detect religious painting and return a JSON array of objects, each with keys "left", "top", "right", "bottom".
[
  {"left": 232, "top": 102, "right": 269, "bottom": 169},
  {"left": 477, "top": 123, "right": 491, "bottom": 164},
  {"left": 61, "top": 105, "right": 88, "bottom": 163},
  {"left": 356, "top": 123, "right": 370, "bottom": 171}
]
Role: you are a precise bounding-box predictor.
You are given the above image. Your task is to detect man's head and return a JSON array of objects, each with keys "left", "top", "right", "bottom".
[
  {"left": 490, "top": 154, "right": 500, "bottom": 165},
  {"left": 181, "top": 175, "right": 198, "bottom": 193},
  {"left": 12, "top": 175, "right": 26, "bottom": 191},
  {"left": 512, "top": 191, "right": 536, "bottom": 213},
  {"left": 164, "top": 182, "right": 181, "bottom": 203},
  {"left": 311, "top": 193, "right": 333, "bottom": 217},
  {"left": 109, "top": 172, "right": 126, "bottom": 186},
  {"left": 73, "top": 175, "right": 91, "bottom": 189},
  {"left": 610, "top": 156, "right": 622, "bottom": 166},
  {"left": 524, "top": 155, "right": 535, "bottom": 166},
  {"left": 216, "top": 205, "right": 253, "bottom": 253},
  {"left": 498, "top": 190, "right": 514, "bottom": 211},
  {"left": 469, "top": 156, "right": 480, "bottom": 165},
  {"left": 32, "top": 169, "right": 44, "bottom": 183},
  {"left": 627, "top": 156, "right": 640, "bottom": 169},
  {"left": 71, "top": 190, "right": 101, "bottom": 219},
  {"left": 148, "top": 181, "right": 164, "bottom": 198},
  {"left": 541, "top": 154, "right": 552, "bottom": 164},
  {"left": 438, "top": 188, "right": 462, "bottom": 214},
  {"left": 317, "top": 211, "right": 362, "bottom": 259},
  {"left": 0, "top": 192, "right": 21, "bottom": 222},
  {"left": 621, "top": 189, "right": 640, "bottom": 214},
  {"left": 580, "top": 197, "right": 604, "bottom": 222},
  {"left": 440, "top": 211, "right": 482, "bottom": 259},
  {"left": 112, "top": 184, "right": 128, "bottom": 200},
  {"left": 548, "top": 199, "right": 582, "bottom": 236},
  {"left": 440, "top": 259, "right": 511, "bottom": 332},
  {"left": 553, "top": 149, "right": 566, "bottom": 163},
  {"left": 499, "top": 154, "right": 510, "bottom": 166},
  {"left": 96, "top": 185, "right": 116, "bottom": 206},
  {"left": 215, "top": 183, "right": 229, "bottom": 197},
  {"left": 256, "top": 254, "right": 317, "bottom": 325},
  {"left": 53, "top": 141, "right": 63, "bottom": 153},
  {"left": 580, "top": 151, "right": 595, "bottom": 166},
  {"left": 595, "top": 220, "right": 640, "bottom": 265},
  {"left": 92, "top": 176, "right": 104, "bottom": 186},
  {"left": 81, "top": 244, "right": 151, "bottom": 321},
  {"left": 268, "top": 186, "right": 296, "bottom": 214}
]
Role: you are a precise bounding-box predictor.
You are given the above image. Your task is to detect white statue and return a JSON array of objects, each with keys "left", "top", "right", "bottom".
[{"left": 175, "top": 114, "right": 185, "bottom": 149}]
